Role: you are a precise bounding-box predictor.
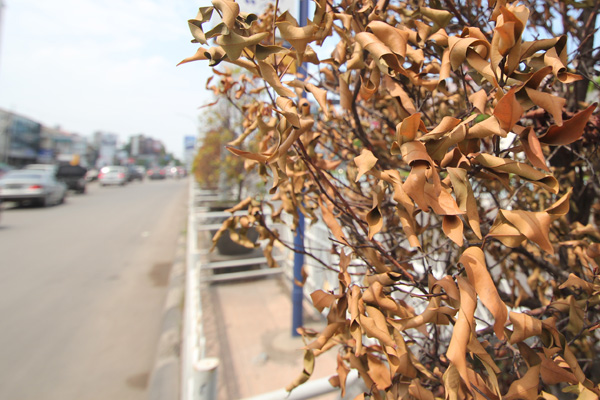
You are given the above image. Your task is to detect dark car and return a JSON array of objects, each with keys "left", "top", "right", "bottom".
[
  {"left": 127, "top": 165, "right": 144, "bottom": 182},
  {"left": 147, "top": 168, "right": 166, "bottom": 180},
  {"left": 56, "top": 164, "right": 88, "bottom": 194}
]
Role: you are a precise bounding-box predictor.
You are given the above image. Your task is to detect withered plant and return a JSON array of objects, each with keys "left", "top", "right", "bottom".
[{"left": 180, "top": 0, "right": 600, "bottom": 398}]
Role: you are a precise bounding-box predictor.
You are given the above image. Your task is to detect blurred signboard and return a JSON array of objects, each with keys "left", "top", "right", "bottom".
[{"left": 184, "top": 136, "right": 196, "bottom": 150}]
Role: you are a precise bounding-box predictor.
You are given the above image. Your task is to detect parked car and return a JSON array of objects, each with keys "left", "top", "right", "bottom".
[
  {"left": 0, "top": 169, "right": 67, "bottom": 207},
  {"left": 98, "top": 166, "right": 128, "bottom": 186},
  {"left": 56, "top": 164, "right": 87, "bottom": 194},
  {"left": 147, "top": 168, "right": 166, "bottom": 180}
]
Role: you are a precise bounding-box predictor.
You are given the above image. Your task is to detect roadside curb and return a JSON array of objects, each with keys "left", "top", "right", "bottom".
[{"left": 147, "top": 233, "right": 186, "bottom": 400}]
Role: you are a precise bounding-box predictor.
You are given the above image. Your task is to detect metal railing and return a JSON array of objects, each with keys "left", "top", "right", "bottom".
[
  {"left": 181, "top": 178, "right": 364, "bottom": 399},
  {"left": 181, "top": 180, "right": 215, "bottom": 400}
]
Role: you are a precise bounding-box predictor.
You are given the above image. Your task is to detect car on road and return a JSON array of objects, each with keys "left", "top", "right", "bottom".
[
  {"left": 127, "top": 165, "right": 144, "bottom": 182},
  {"left": 85, "top": 168, "right": 99, "bottom": 182},
  {"left": 0, "top": 163, "right": 14, "bottom": 178},
  {"left": 24, "top": 163, "right": 59, "bottom": 175},
  {"left": 56, "top": 164, "right": 88, "bottom": 194},
  {"left": 98, "top": 166, "right": 128, "bottom": 186},
  {"left": 0, "top": 169, "right": 67, "bottom": 207},
  {"left": 147, "top": 168, "right": 166, "bottom": 180}
]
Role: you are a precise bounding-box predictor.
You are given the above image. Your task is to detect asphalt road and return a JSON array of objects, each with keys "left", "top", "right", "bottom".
[{"left": 0, "top": 177, "right": 188, "bottom": 400}]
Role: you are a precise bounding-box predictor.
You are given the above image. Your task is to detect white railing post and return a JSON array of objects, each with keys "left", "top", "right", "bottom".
[
  {"left": 183, "top": 177, "right": 219, "bottom": 400},
  {"left": 182, "top": 177, "right": 196, "bottom": 400},
  {"left": 193, "top": 358, "right": 219, "bottom": 399}
]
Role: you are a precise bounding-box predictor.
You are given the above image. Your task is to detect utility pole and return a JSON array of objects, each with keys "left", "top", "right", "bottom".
[{"left": 291, "top": 0, "right": 309, "bottom": 338}]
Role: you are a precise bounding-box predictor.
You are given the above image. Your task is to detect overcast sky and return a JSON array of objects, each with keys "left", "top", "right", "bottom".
[{"left": 0, "top": 0, "right": 216, "bottom": 159}]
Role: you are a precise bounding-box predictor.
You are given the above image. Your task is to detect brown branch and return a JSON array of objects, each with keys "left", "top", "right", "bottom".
[
  {"left": 255, "top": 213, "right": 335, "bottom": 271},
  {"left": 512, "top": 246, "right": 568, "bottom": 280},
  {"left": 295, "top": 141, "right": 418, "bottom": 284}
]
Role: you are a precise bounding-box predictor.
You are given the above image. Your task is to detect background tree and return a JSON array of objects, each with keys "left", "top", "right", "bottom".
[
  {"left": 181, "top": 0, "right": 600, "bottom": 398},
  {"left": 192, "top": 73, "right": 260, "bottom": 201}
]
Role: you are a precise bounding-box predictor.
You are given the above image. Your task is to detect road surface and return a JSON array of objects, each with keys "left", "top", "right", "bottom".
[{"left": 0, "top": 178, "right": 187, "bottom": 400}]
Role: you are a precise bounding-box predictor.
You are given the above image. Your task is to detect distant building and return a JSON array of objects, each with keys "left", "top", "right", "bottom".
[
  {"left": 40, "top": 126, "right": 90, "bottom": 167},
  {"left": 128, "top": 134, "right": 165, "bottom": 167},
  {"left": 0, "top": 109, "right": 93, "bottom": 168},
  {"left": 0, "top": 109, "right": 42, "bottom": 167},
  {"left": 94, "top": 131, "right": 119, "bottom": 168}
]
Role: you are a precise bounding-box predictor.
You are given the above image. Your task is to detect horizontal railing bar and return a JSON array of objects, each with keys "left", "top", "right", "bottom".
[
  {"left": 205, "top": 268, "right": 283, "bottom": 282},
  {"left": 202, "top": 257, "right": 270, "bottom": 269},
  {"left": 196, "top": 224, "right": 224, "bottom": 231}
]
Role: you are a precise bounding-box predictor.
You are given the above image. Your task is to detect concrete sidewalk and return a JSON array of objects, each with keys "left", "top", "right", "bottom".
[{"left": 200, "top": 273, "right": 339, "bottom": 399}]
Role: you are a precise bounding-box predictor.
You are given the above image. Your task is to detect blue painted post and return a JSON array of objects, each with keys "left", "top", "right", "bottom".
[
  {"left": 292, "top": 211, "right": 305, "bottom": 337},
  {"left": 292, "top": 0, "right": 309, "bottom": 338}
]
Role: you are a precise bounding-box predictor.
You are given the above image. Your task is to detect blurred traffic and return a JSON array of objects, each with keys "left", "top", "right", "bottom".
[{"left": 0, "top": 159, "right": 187, "bottom": 211}]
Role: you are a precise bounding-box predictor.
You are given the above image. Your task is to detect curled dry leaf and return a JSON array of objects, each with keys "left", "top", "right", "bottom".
[
  {"left": 488, "top": 209, "right": 553, "bottom": 253},
  {"left": 258, "top": 60, "right": 296, "bottom": 98},
  {"left": 538, "top": 103, "right": 597, "bottom": 146},
  {"left": 354, "top": 149, "right": 378, "bottom": 182},
  {"left": 517, "top": 126, "right": 550, "bottom": 172},
  {"left": 215, "top": 31, "right": 269, "bottom": 61},
  {"left": 442, "top": 215, "right": 464, "bottom": 246},
  {"left": 459, "top": 247, "right": 508, "bottom": 339},
  {"left": 285, "top": 347, "right": 315, "bottom": 393},
  {"left": 474, "top": 153, "right": 559, "bottom": 193},
  {"left": 211, "top": 0, "right": 239, "bottom": 30},
  {"left": 446, "top": 277, "right": 477, "bottom": 387},
  {"left": 276, "top": 21, "right": 318, "bottom": 62},
  {"left": 494, "top": 87, "right": 523, "bottom": 133},
  {"left": 447, "top": 167, "right": 482, "bottom": 238},
  {"left": 504, "top": 364, "right": 541, "bottom": 400},
  {"left": 509, "top": 311, "right": 543, "bottom": 344}
]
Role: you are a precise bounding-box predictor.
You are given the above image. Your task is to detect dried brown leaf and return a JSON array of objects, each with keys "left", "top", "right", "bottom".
[
  {"left": 504, "top": 364, "right": 540, "bottom": 400},
  {"left": 446, "top": 277, "right": 477, "bottom": 386},
  {"left": 517, "top": 126, "right": 549, "bottom": 172},
  {"left": 447, "top": 167, "right": 482, "bottom": 238},
  {"left": 212, "top": 0, "right": 239, "bottom": 30},
  {"left": 509, "top": 311, "right": 543, "bottom": 344},
  {"left": 276, "top": 21, "right": 318, "bottom": 62},
  {"left": 258, "top": 60, "right": 296, "bottom": 98},
  {"left": 494, "top": 87, "right": 523, "bottom": 133},
  {"left": 408, "top": 379, "right": 435, "bottom": 400},
  {"left": 354, "top": 149, "right": 378, "bottom": 182},
  {"left": 442, "top": 215, "right": 464, "bottom": 246},
  {"left": 474, "top": 153, "right": 558, "bottom": 193},
  {"left": 215, "top": 31, "right": 269, "bottom": 61},
  {"left": 524, "top": 87, "right": 566, "bottom": 126},
  {"left": 310, "top": 290, "right": 339, "bottom": 313},
  {"left": 285, "top": 348, "right": 315, "bottom": 392},
  {"left": 539, "top": 103, "right": 597, "bottom": 146},
  {"left": 460, "top": 247, "right": 508, "bottom": 339}
]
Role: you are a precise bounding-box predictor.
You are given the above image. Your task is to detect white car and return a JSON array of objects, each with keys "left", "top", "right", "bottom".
[
  {"left": 24, "top": 163, "right": 59, "bottom": 175},
  {"left": 98, "top": 166, "right": 128, "bottom": 186},
  {"left": 0, "top": 169, "right": 67, "bottom": 207}
]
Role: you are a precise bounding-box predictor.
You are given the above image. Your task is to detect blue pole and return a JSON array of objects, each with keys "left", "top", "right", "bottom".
[
  {"left": 292, "top": 0, "right": 309, "bottom": 338},
  {"left": 299, "top": 0, "right": 308, "bottom": 26},
  {"left": 292, "top": 211, "right": 305, "bottom": 336}
]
